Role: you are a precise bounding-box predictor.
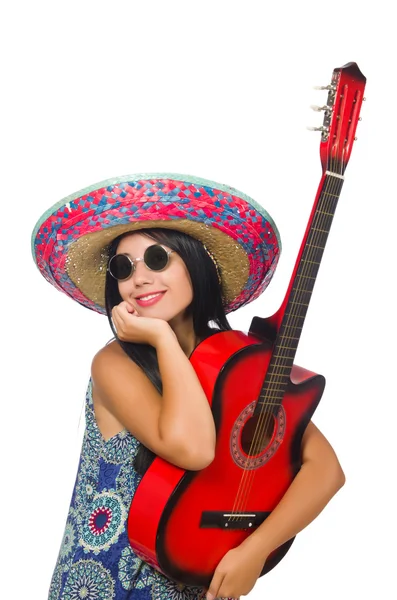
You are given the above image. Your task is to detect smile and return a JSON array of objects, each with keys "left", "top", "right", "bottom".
[{"left": 135, "top": 292, "right": 166, "bottom": 307}]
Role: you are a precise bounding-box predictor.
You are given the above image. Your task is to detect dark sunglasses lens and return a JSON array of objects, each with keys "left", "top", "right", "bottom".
[
  {"left": 145, "top": 245, "right": 169, "bottom": 270},
  {"left": 109, "top": 255, "right": 133, "bottom": 280}
]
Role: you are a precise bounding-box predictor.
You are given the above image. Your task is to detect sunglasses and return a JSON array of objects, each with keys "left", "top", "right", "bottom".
[{"left": 108, "top": 244, "right": 174, "bottom": 281}]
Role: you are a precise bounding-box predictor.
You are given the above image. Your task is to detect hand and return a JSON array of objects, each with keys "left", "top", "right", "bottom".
[
  {"left": 111, "top": 300, "right": 173, "bottom": 346},
  {"left": 205, "top": 543, "right": 265, "bottom": 600}
]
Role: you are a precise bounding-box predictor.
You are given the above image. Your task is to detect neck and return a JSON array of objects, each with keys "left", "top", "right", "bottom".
[{"left": 168, "top": 313, "right": 199, "bottom": 357}]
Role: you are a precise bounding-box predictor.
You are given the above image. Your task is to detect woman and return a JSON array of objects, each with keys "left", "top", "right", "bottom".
[{"left": 32, "top": 173, "right": 345, "bottom": 599}]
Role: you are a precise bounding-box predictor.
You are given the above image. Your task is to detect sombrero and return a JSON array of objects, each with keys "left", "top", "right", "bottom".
[{"left": 31, "top": 173, "right": 281, "bottom": 315}]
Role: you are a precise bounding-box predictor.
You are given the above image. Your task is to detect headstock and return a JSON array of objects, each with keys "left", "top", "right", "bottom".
[{"left": 308, "top": 62, "right": 366, "bottom": 176}]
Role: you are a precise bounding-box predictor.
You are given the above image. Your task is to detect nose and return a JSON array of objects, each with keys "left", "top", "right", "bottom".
[{"left": 132, "top": 259, "right": 155, "bottom": 286}]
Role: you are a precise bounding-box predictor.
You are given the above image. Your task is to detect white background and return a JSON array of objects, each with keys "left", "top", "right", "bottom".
[{"left": 2, "top": 1, "right": 396, "bottom": 598}]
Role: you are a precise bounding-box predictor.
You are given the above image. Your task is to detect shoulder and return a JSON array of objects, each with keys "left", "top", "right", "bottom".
[
  {"left": 92, "top": 340, "right": 122, "bottom": 367},
  {"left": 91, "top": 340, "right": 141, "bottom": 382},
  {"left": 95, "top": 339, "right": 122, "bottom": 358}
]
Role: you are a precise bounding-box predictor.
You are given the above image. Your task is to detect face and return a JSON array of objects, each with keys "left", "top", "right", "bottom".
[{"left": 114, "top": 232, "right": 194, "bottom": 323}]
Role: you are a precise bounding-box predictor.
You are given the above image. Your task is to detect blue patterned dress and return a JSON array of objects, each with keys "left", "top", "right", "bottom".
[{"left": 48, "top": 378, "right": 208, "bottom": 600}]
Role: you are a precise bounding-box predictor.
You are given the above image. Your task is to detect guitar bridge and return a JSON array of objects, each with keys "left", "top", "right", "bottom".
[{"left": 200, "top": 511, "right": 270, "bottom": 530}]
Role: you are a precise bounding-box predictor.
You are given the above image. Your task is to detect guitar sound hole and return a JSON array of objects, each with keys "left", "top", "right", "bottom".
[{"left": 241, "top": 413, "right": 275, "bottom": 456}]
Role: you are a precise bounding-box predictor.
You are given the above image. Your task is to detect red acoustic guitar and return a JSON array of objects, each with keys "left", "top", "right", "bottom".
[{"left": 127, "top": 62, "right": 366, "bottom": 587}]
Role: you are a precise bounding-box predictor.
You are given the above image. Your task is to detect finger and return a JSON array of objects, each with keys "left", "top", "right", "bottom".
[
  {"left": 125, "top": 301, "right": 137, "bottom": 314},
  {"left": 118, "top": 301, "right": 138, "bottom": 317},
  {"left": 206, "top": 572, "right": 225, "bottom": 600},
  {"left": 113, "top": 305, "right": 127, "bottom": 324},
  {"left": 114, "top": 302, "right": 128, "bottom": 316},
  {"left": 111, "top": 308, "right": 125, "bottom": 335}
]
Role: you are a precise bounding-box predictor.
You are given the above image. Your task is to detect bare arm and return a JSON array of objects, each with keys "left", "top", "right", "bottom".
[
  {"left": 204, "top": 421, "right": 345, "bottom": 599},
  {"left": 91, "top": 327, "right": 216, "bottom": 471},
  {"left": 239, "top": 421, "right": 345, "bottom": 561},
  {"left": 155, "top": 332, "right": 216, "bottom": 458}
]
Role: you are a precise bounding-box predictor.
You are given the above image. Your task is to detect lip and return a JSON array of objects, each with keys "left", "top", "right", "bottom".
[{"left": 135, "top": 291, "right": 166, "bottom": 307}]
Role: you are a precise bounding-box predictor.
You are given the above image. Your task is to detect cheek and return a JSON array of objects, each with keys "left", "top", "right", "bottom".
[
  {"left": 117, "top": 281, "right": 130, "bottom": 299},
  {"left": 171, "top": 267, "right": 193, "bottom": 300},
  {"left": 117, "top": 279, "right": 142, "bottom": 302},
  {"left": 185, "top": 276, "right": 194, "bottom": 298}
]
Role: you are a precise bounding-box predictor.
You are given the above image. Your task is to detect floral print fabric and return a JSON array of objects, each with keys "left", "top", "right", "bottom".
[{"left": 48, "top": 379, "right": 207, "bottom": 599}]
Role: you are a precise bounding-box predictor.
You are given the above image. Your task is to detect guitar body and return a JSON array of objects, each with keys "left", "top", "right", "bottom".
[{"left": 127, "top": 327, "right": 325, "bottom": 587}]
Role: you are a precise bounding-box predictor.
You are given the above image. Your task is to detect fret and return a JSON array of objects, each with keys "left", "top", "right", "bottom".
[
  {"left": 312, "top": 218, "right": 333, "bottom": 229},
  {"left": 264, "top": 370, "right": 292, "bottom": 378},
  {"left": 264, "top": 380, "right": 290, "bottom": 386},
  {"left": 257, "top": 399, "right": 284, "bottom": 404},
  {"left": 315, "top": 209, "right": 334, "bottom": 217},
  {"left": 267, "top": 360, "right": 294, "bottom": 367},
  {"left": 273, "top": 338, "right": 296, "bottom": 350},
  {"left": 291, "top": 288, "right": 311, "bottom": 297},
  {"left": 275, "top": 344, "right": 298, "bottom": 350},
  {"left": 267, "top": 365, "right": 291, "bottom": 379},
  {"left": 288, "top": 301, "right": 309, "bottom": 307},
  {"left": 262, "top": 382, "right": 289, "bottom": 389},
  {"left": 263, "top": 374, "right": 291, "bottom": 382},
  {"left": 306, "top": 243, "right": 325, "bottom": 251},
  {"left": 262, "top": 373, "right": 289, "bottom": 380},
  {"left": 311, "top": 227, "right": 329, "bottom": 234}
]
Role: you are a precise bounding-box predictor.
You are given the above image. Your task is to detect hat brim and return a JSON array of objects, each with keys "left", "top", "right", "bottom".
[{"left": 32, "top": 173, "right": 281, "bottom": 314}]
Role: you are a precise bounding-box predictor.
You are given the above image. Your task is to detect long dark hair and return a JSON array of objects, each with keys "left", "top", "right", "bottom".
[{"left": 104, "top": 227, "right": 232, "bottom": 474}]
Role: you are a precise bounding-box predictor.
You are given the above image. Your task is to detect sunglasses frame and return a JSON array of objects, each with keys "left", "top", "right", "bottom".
[{"left": 108, "top": 244, "right": 174, "bottom": 281}]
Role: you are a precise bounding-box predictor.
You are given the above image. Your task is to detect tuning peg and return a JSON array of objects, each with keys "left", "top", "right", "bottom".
[
  {"left": 310, "top": 104, "right": 332, "bottom": 112},
  {"left": 313, "top": 84, "right": 336, "bottom": 91},
  {"left": 306, "top": 125, "right": 329, "bottom": 133}
]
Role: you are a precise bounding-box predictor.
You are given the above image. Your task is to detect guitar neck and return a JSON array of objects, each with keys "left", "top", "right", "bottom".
[
  {"left": 277, "top": 170, "right": 343, "bottom": 353},
  {"left": 253, "top": 62, "right": 366, "bottom": 415},
  {"left": 256, "top": 171, "right": 344, "bottom": 410}
]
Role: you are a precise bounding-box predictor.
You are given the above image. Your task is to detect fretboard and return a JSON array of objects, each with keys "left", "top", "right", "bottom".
[{"left": 256, "top": 172, "right": 344, "bottom": 413}]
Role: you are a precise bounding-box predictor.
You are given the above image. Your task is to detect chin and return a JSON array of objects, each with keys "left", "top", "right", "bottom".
[
  {"left": 137, "top": 296, "right": 192, "bottom": 325},
  {"left": 140, "top": 306, "right": 182, "bottom": 323}
]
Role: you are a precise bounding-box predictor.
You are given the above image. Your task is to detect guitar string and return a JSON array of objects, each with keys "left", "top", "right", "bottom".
[
  {"left": 241, "top": 171, "right": 341, "bottom": 506},
  {"left": 235, "top": 148, "right": 344, "bottom": 515},
  {"left": 236, "top": 80, "right": 356, "bottom": 513},
  {"left": 230, "top": 169, "right": 341, "bottom": 520},
  {"left": 230, "top": 82, "right": 346, "bottom": 514},
  {"left": 229, "top": 173, "right": 340, "bottom": 519},
  {"left": 230, "top": 149, "right": 344, "bottom": 521},
  {"left": 246, "top": 155, "right": 343, "bottom": 468},
  {"left": 237, "top": 153, "right": 343, "bottom": 512}
]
